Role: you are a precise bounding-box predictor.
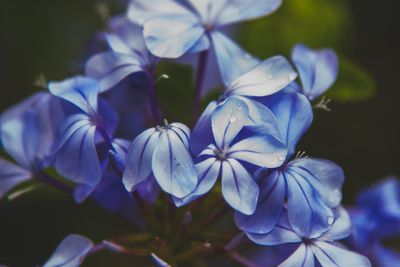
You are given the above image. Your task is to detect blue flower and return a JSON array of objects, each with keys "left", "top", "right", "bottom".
[
  {"left": 349, "top": 177, "right": 400, "bottom": 267},
  {"left": 129, "top": 0, "right": 282, "bottom": 84},
  {"left": 123, "top": 120, "right": 198, "bottom": 198},
  {"left": 191, "top": 56, "right": 298, "bottom": 155},
  {"left": 287, "top": 44, "right": 339, "bottom": 101},
  {"left": 235, "top": 91, "right": 344, "bottom": 238},
  {"left": 176, "top": 97, "right": 287, "bottom": 215},
  {"left": 43, "top": 234, "right": 93, "bottom": 267},
  {"left": 86, "top": 16, "right": 157, "bottom": 92},
  {"left": 49, "top": 76, "right": 120, "bottom": 202},
  {"left": 247, "top": 207, "right": 371, "bottom": 267},
  {"left": 0, "top": 93, "right": 63, "bottom": 198}
]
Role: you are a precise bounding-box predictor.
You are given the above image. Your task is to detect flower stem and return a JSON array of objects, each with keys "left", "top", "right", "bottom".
[
  {"left": 146, "top": 71, "right": 162, "bottom": 124},
  {"left": 192, "top": 50, "right": 209, "bottom": 122},
  {"left": 229, "top": 251, "right": 260, "bottom": 267}
]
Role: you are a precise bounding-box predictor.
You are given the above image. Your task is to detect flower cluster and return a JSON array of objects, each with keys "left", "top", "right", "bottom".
[{"left": 1, "top": 0, "right": 390, "bottom": 266}]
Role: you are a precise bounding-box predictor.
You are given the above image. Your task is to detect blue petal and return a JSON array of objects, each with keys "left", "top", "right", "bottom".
[
  {"left": 0, "top": 93, "right": 63, "bottom": 169},
  {"left": 54, "top": 114, "right": 101, "bottom": 188},
  {"left": 211, "top": 31, "right": 260, "bottom": 86},
  {"left": 43, "top": 234, "right": 93, "bottom": 267},
  {"left": 128, "top": 0, "right": 191, "bottom": 25},
  {"left": 290, "top": 158, "right": 344, "bottom": 208},
  {"left": 320, "top": 207, "right": 352, "bottom": 241},
  {"left": 211, "top": 0, "right": 282, "bottom": 26},
  {"left": 292, "top": 44, "right": 339, "bottom": 100},
  {"left": 227, "top": 56, "right": 297, "bottom": 97},
  {"left": 0, "top": 158, "right": 32, "bottom": 199},
  {"left": 151, "top": 252, "right": 171, "bottom": 267},
  {"left": 143, "top": 15, "right": 206, "bottom": 58},
  {"left": 152, "top": 129, "right": 198, "bottom": 198},
  {"left": 191, "top": 100, "right": 217, "bottom": 156},
  {"left": 211, "top": 97, "right": 249, "bottom": 149},
  {"left": 279, "top": 244, "right": 315, "bottom": 267},
  {"left": 311, "top": 241, "right": 371, "bottom": 267},
  {"left": 374, "top": 243, "right": 400, "bottom": 267},
  {"left": 110, "top": 139, "right": 131, "bottom": 166},
  {"left": 235, "top": 170, "right": 286, "bottom": 234},
  {"left": 286, "top": 170, "right": 334, "bottom": 239},
  {"left": 49, "top": 76, "right": 99, "bottom": 114},
  {"left": 86, "top": 52, "right": 145, "bottom": 92},
  {"left": 174, "top": 157, "right": 221, "bottom": 207},
  {"left": 228, "top": 134, "right": 287, "bottom": 168},
  {"left": 170, "top": 123, "right": 191, "bottom": 148},
  {"left": 221, "top": 158, "right": 259, "bottom": 215},
  {"left": 122, "top": 128, "right": 160, "bottom": 191},
  {"left": 264, "top": 92, "right": 313, "bottom": 157}
]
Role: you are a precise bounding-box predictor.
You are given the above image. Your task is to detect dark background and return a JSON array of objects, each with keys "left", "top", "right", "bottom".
[{"left": 0, "top": 0, "right": 399, "bottom": 266}]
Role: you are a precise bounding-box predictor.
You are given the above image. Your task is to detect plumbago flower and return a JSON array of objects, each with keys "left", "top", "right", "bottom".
[
  {"left": 246, "top": 207, "right": 371, "bottom": 266},
  {"left": 235, "top": 89, "right": 345, "bottom": 239},
  {"left": 122, "top": 120, "right": 198, "bottom": 198},
  {"left": 129, "top": 0, "right": 282, "bottom": 83},
  {"left": 176, "top": 97, "right": 287, "bottom": 215},
  {"left": 86, "top": 16, "right": 158, "bottom": 92},
  {"left": 349, "top": 177, "right": 400, "bottom": 267},
  {"left": 48, "top": 76, "right": 127, "bottom": 202},
  {"left": 0, "top": 92, "right": 63, "bottom": 198}
]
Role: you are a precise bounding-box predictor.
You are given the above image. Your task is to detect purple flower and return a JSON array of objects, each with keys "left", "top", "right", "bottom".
[
  {"left": 176, "top": 97, "right": 287, "bottom": 215},
  {"left": 123, "top": 120, "right": 198, "bottom": 198}
]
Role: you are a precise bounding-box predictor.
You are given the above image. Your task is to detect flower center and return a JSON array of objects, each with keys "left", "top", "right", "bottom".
[{"left": 214, "top": 148, "right": 227, "bottom": 161}]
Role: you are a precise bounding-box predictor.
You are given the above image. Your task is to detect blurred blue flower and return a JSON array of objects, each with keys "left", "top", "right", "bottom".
[
  {"left": 86, "top": 16, "right": 158, "bottom": 92},
  {"left": 129, "top": 0, "right": 282, "bottom": 84},
  {"left": 43, "top": 234, "right": 93, "bottom": 267},
  {"left": 0, "top": 93, "right": 64, "bottom": 198},
  {"left": 123, "top": 120, "right": 198, "bottom": 198},
  {"left": 247, "top": 207, "right": 371, "bottom": 267},
  {"left": 175, "top": 98, "right": 287, "bottom": 215},
  {"left": 349, "top": 177, "right": 400, "bottom": 267}
]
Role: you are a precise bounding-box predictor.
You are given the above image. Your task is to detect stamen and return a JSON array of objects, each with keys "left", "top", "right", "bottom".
[
  {"left": 33, "top": 73, "right": 48, "bottom": 89},
  {"left": 314, "top": 95, "right": 332, "bottom": 112},
  {"left": 95, "top": 1, "right": 110, "bottom": 22},
  {"left": 295, "top": 151, "right": 308, "bottom": 160},
  {"left": 155, "top": 74, "right": 170, "bottom": 83}
]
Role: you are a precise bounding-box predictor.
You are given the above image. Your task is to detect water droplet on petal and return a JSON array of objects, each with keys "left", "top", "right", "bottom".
[
  {"left": 230, "top": 117, "right": 237, "bottom": 123},
  {"left": 327, "top": 216, "right": 334, "bottom": 225}
]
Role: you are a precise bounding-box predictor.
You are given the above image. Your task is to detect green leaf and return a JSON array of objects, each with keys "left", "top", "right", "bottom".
[{"left": 327, "top": 57, "right": 376, "bottom": 102}]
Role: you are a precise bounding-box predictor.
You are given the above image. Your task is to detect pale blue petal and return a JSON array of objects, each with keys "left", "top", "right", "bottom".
[
  {"left": 43, "top": 234, "right": 93, "bottom": 267},
  {"left": 221, "top": 159, "right": 259, "bottom": 215},
  {"left": 170, "top": 122, "right": 191, "bottom": 148},
  {"left": 0, "top": 158, "right": 32, "bottom": 199},
  {"left": 143, "top": 15, "right": 206, "bottom": 58},
  {"left": 48, "top": 76, "right": 99, "bottom": 114},
  {"left": 234, "top": 96, "right": 282, "bottom": 139},
  {"left": 228, "top": 135, "right": 287, "bottom": 168},
  {"left": 174, "top": 158, "right": 221, "bottom": 207},
  {"left": 286, "top": 170, "right": 334, "bottom": 239},
  {"left": 292, "top": 44, "right": 339, "bottom": 100},
  {"left": 278, "top": 244, "right": 315, "bottom": 267},
  {"left": 128, "top": 0, "right": 191, "bottom": 25},
  {"left": 290, "top": 158, "right": 344, "bottom": 208},
  {"left": 235, "top": 170, "right": 286, "bottom": 234},
  {"left": 152, "top": 130, "right": 198, "bottom": 198},
  {"left": 264, "top": 92, "right": 313, "bottom": 157},
  {"left": 122, "top": 128, "right": 160, "bottom": 191},
  {"left": 151, "top": 253, "right": 171, "bottom": 267},
  {"left": 321, "top": 207, "right": 352, "bottom": 241},
  {"left": 312, "top": 241, "right": 371, "bottom": 267},
  {"left": 213, "top": 0, "right": 282, "bottom": 26},
  {"left": 227, "top": 56, "right": 297, "bottom": 97},
  {"left": 191, "top": 100, "right": 217, "bottom": 156},
  {"left": 85, "top": 52, "right": 144, "bottom": 92},
  {"left": 54, "top": 114, "right": 101, "bottom": 188},
  {"left": 211, "top": 97, "right": 249, "bottom": 149},
  {"left": 211, "top": 31, "right": 260, "bottom": 86}
]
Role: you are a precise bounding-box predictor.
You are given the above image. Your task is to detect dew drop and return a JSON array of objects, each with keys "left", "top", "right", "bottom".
[
  {"left": 230, "top": 117, "right": 237, "bottom": 123},
  {"left": 327, "top": 216, "right": 334, "bottom": 225},
  {"left": 278, "top": 156, "right": 286, "bottom": 161}
]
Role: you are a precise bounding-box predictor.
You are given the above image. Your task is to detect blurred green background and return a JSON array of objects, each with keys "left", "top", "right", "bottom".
[{"left": 0, "top": 0, "right": 399, "bottom": 266}]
